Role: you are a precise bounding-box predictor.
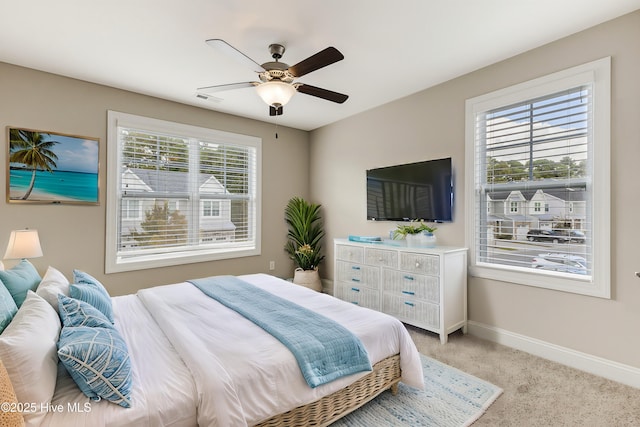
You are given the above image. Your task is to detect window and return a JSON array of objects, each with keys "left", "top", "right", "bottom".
[
  {"left": 465, "top": 58, "right": 610, "bottom": 298},
  {"left": 122, "top": 199, "right": 141, "bottom": 220},
  {"left": 106, "top": 111, "right": 262, "bottom": 273},
  {"left": 202, "top": 200, "right": 221, "bottom": 217}
]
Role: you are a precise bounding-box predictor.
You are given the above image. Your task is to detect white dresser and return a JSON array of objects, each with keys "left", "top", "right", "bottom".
[{"left": 333, "top": 238, "right": 467, "bottom": 344}]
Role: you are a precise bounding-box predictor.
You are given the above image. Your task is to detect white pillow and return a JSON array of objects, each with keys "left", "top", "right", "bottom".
[
  {"left": 36, "top": 266, "right": 70, "bottom": 313},
  {"left": 0, "top": 291, "right": 61, "bottom": 426}
]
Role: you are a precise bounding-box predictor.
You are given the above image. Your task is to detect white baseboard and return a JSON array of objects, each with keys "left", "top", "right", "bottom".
[{"left": 467, "top": 321, "right": 640, "bottom": 389}]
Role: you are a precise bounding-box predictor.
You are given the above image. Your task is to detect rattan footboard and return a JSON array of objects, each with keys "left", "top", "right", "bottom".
[{"left": 253, "top": 354, "right": 401, "bottom": 427}]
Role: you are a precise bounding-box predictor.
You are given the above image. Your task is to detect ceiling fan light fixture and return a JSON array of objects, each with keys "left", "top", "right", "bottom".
[{"left": 255, "top": 81, "right": 296, "bottom": 107}]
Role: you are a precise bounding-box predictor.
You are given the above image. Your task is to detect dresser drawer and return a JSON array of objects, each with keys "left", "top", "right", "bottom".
[
  {"left": 381, "top": 269, "right": 439, "bottom": 303},
  {"left": 336, "top": 261, "right": 380, "bottom": 289},
  {"left": 335, "top": 244, "right": 364, "bottom": 263},
  {"left": 383, "top": 294, "right": 439, "bottom": 328},
  {"left": 335, "top": 283, "right": 380, "bottom": 310},
  {"left": 399, "top": 252, "right": 440, "bottom": 275},
  {"left": 365, "top": 247, "right": 398, "bottom": 268}
]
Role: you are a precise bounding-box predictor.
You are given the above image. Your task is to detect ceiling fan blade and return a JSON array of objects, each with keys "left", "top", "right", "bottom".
[
  {"left": 296, "top": 84, "right": 349, "bottom": 104},
  {"left": 206, "top": 39, "right": 265, "bottom": 73},
  {"left": 288, "top": 47, "right": 344, "bottom": 77},
  {"left": 197, "top": 82, "right": 258, "bottom": 93}
]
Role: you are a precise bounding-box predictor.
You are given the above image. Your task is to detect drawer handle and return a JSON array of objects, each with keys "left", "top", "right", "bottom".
[
  {"left": 351, "top": 278, "right": 361, "bottom": 283},
  {"left": 402, "top": 290, "right": 415, "bottom": 295},
  {"left": 351, "top": 287, "right": 360, "bottom": 292},
  {"left": 403, "top": 275, "right": 414, "bottom": 281},
  {"left": 404, "top": 301, "right": 415, "bottom": 307},
  {"left": 351, "top": 266, "right": 361, "bottom": 270}
]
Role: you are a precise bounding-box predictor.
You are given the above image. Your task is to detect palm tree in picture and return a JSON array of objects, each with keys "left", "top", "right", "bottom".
[{"left": 9, "top": 129, "right": 59, "bottom": 200}]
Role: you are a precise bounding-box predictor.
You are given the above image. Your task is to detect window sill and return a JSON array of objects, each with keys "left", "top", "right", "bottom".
[
  {"left": 469, "top": 263, "right": 609, "bottom": 299},
  {"left": 106, "top": 245, "right": 260, "bottom": 273}
]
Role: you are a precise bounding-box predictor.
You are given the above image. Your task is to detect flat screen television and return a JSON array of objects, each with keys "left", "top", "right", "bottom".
[{"left": 366, "top": 157, "right": 453, "bottom": 222}]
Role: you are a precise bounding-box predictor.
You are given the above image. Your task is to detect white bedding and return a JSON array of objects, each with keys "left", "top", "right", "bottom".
[
  {"left": 41, "top": 294, "right": 198, "bottom": 427},
  {"left": 42, "top": 273, "right": 423, "bottom": 427}
]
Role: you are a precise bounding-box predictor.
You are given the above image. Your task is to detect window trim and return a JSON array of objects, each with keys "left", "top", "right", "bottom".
[
  {"left": 465, "top": 57, "right": 610, "bottom": 298},
  {"left": 105, "top": 111, "right": 262, "bottom": 273}
]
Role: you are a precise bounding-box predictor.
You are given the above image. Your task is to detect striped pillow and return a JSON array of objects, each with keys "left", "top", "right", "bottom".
[{"left": 69, "top": 284, "right": 114, "bottom": 323}]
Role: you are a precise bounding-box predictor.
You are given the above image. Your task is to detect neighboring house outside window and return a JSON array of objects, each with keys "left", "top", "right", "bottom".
[
  {"left": 465, "top": 58, "right": 610, "bottom": 298},
  {"left": 106, "top": 111, "right": 261, "bottom": 273}
]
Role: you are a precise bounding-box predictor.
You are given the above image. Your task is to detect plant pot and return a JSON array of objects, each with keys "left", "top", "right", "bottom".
[
  {"left": 422, "top": 231, "right": 437, "bottom": 248},
  {"left": 405, "top": 234, "right": 422, "bottom": 247},
  {"left": 293, "top": 268, "right": 322, "bottom": 292}
]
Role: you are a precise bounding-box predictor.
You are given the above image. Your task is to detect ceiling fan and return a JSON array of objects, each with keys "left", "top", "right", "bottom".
[{"left": 197, "top": 39, "right": 349, "bottom": 116}]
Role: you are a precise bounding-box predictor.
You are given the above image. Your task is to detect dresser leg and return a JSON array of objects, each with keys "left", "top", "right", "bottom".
[{"left": 440, "top": 333, "right": 448, "bottom": 344}]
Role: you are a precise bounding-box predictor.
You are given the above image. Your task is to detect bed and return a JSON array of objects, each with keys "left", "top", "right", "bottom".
[{"left": 1, "top": 270, "right": 423, "bottom": 427}]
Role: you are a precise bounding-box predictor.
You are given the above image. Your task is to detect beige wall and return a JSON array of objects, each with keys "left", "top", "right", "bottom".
[
  {"left": 310, "top": 10, "right": 640, "bottom": 368},
  {"left": 0, "top": 63, "right": 309, "bottom": 295}
]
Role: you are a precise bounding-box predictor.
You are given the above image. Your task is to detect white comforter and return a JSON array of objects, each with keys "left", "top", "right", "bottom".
[
  {"left": 43, "top": 273, "right": 423, "bottom": 427},
  {"left": 41, "top": 292, "right": 198, "bottom": 427}
]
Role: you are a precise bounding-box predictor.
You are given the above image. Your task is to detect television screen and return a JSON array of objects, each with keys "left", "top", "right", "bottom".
[{"left": 366, "top": 157, "right": 453, "bottom": 222}]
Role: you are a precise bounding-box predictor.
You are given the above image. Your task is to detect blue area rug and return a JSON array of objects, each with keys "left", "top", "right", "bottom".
[{"left": 331, "top": 354, "right": 502, "bottom": 426}]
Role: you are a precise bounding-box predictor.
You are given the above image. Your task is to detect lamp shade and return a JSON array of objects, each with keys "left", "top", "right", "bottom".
[
  {"left": 4, "top": 229, "right": 43, "bottom": 260},
  {"left": 255, "top": 81, "right": 296, "bottom": 107}
]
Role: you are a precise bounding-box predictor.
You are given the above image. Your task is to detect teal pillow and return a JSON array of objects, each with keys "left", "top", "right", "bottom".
[
  {"left": 73, "top": 270, "right": 110, "bottom": 296},
  {"left": 58, "top": 294, "right": 114, "bottom": 329},
  {"left": 57, "top": 326, "right": 132, "bottom": 408},
  {"left": 0, "top": 282, "right": 18, "bottom": 333},
  {"left": 0, "top": 260, "right": 41, "bottom": 307},
  {"left": 69, "top": 284, "right": 114, "bottom": 323}
]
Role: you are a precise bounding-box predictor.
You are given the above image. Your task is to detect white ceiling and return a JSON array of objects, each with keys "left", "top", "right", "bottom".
[{"left": 1, "top": 1, "right": 638, "bottom": 131}]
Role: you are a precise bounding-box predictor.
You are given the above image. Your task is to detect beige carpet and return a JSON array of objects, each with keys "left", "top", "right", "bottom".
[{"left": 407, "top": 326, "right": 640, "bottom": 426}]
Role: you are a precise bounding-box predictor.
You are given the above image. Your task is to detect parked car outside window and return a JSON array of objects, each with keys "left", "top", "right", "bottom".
[
  {"left": 526, "top": 229, "right": 569, "bottom": 243},
  {"left": 567, "top": 230, "right": 586, "bottom": 243},
  {"left": 526, "top": 229, "right": 586, "bottom": 244},
  {"left": 531, "top": 253, "right": 587, "bottom": 274}
]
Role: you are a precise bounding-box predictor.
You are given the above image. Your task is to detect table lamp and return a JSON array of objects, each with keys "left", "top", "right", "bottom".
[{"left": 4, "top": 229, "right": 43, "bottom": 260}]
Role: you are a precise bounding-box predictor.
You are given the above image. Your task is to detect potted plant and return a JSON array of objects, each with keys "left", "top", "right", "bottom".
[
  {"left": 392, "top": 220, "right": 437, "bottom": 247},
  {"left": 284, "top": 196, "right": 325, "bottom": 291}
]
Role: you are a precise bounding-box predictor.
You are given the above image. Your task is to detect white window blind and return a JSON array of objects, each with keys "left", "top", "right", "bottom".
[
  {"left": 106, "top": 111, "right": 261, "bottom": 272},
  {"left": 465, "top": 58, "right": 610, "bottom": 298},
  {"left": 475, "top": 86, "right": 591, "bottom": 274}
]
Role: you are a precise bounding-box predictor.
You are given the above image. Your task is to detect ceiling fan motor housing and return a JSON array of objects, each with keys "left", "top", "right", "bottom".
[{"left": 268, "top": 43, "right": 285, "bottom": 59}]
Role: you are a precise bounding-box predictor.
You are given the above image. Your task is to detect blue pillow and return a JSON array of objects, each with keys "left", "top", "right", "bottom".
[
  {"left": 73, "top": 270, "right": 111, "bottom": 299},
  {"left": 0, "top": 282, "right": 18, "bottom": 333},
  {"left": 69, "top": 284, "right": 114, "bottom": 324},
  {"left": 58, "top": 294, "right": 114, "bottom": 329},
  {"left": 57, "top": 326, "right": 132, "bottom": 408},
  {"left": 0, "top": 260, "right": 42, "bottom": 307}
]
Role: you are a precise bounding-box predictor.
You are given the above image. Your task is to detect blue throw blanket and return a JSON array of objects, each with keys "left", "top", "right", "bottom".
[{"left": 188, "top": 275, "right": 372, "bottom": 388}]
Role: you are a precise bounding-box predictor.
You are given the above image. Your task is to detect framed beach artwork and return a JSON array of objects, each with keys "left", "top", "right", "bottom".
[{"left": 6, "top": 127, "right": 99, "bottom": 205}]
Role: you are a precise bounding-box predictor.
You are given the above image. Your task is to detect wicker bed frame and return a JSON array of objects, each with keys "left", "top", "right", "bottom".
[{"left": 254, "top": 354, "right": 401, "bottom": 427}]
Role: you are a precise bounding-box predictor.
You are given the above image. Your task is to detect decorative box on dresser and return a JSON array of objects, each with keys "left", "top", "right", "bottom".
[{"left": 333, "top": 238, "right": 467, "bottom": 344}]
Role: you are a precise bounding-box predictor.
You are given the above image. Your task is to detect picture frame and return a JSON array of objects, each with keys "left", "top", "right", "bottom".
[{"left": 7, "top": 126, "right": 100, "bottom": 205}]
